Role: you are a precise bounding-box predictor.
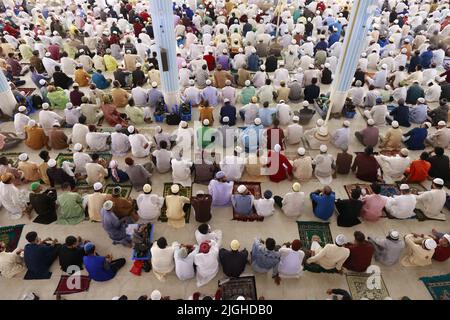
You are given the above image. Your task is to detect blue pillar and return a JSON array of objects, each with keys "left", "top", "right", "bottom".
[
  {"left": 149, "top": 0, "right": 179, "bottom": 109},
  {"left": 0, "top": 72, "right": 17, "bottom": 116},
  {"left": 327, "top": 0, "right": 378, "bottom": 118}
]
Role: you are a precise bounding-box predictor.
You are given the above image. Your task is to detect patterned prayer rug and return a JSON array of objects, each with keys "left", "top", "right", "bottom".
[
  {"left": 104, "top": 184, "right": 132, "bottom": 198},
  {"left": 344, "top": 184, "right": 373, "bottom": 199},
  {"left": 420, "top": 273, "right": 450, "bottom": 300},
  {"left": 395, "top": 182, "right": 427, "bottom": 194},
  {"left": 296, "top": 221, "right": 333, "bottom": 250},
  {"left": 232, "top": 181, "right": 263, "bottom": 222},
  {"left": 53, "top": 275, "right": 91, "bottom": 295},
  {"left": 0, "top": 224, "right": 24, "bottom": 252},
  {"left": 378, "top": 184, "right": 400, "bottom": 197},
  {"left": 75, "top": 185, "right": 96, "bottom": 195},
  {"left": 158, "top": 183, "right": 192, "bottom": 223},
  {"left": 219, "top": 276, "right": 257, "bottom": 300},
  {"left": 0, "top": 152, "right": 21, "bottom": 167},
  {"left": 55, "top": 152, "right": 113, "bottom": 167},
  {"left": 346, "top": 272, "right": 390, "bottom": 300},
  {"left": 20, "top": 88, "right": 36, "bottom": 97}
]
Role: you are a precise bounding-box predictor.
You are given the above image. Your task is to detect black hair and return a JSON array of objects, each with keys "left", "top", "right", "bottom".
[
  {"left": 265, "top": 238, "right": 276, "bottom": 251},
  {"left": 159, "top": 140, "right": 168, "bottom": 149},
  {"left": 198, "top": 223, "right": 209, "bottom": 235},
  {"left": 435, "top": 147, "right": 444, "bottom": 156},
  {"left": 65, "top": 236, "right": 77, "bottom": 246},
  {"left": 157, "top": 237, "right": 167, "bottom": 249},
  {"left": 25, "top": 231, "right": 38, "bottom": 243},
  {"left": 420, "top": 152, "right": 429, "bottom": 161},
  {"left": 371, "top": 183, "right": 381, "bottom": 194},
  {"left": 39, "top": 150, "right": 49, "bottom": 161}
]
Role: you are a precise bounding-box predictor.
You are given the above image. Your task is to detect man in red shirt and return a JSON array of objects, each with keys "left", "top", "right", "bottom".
[
  {"left": 430, "top": 229, "right": 450, "bottom": 262},
  {"left": 267, "top": 144, "right": 293, "bottom": 183},
  {"left": 351, "top": 146, "right": 381, "bottom": 182},
  {"left": 203, "top": 50, "right": 216, "bottom": 71},
  {"left": 343, "top": 231, "right": 374, "bottom": 272},
  {"left": 405, "top": 152, "right": 431, "bottom": 183}
]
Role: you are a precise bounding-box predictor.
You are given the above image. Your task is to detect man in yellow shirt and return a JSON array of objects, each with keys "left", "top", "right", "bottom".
[
  {"left": 401, "top": 233, "right": 437, "bottom": 267},
  {"left": 165, "top": 184, "right": 190, "bottom": 229},
  {"left": 111, "top": 80, "right": 130, "bottom": 108},
  {"left": 104, "top": 49, "right": 118, "bottom": 72},
  {"left": 74, "top": 64, "right": 91, "bottom": 87}
]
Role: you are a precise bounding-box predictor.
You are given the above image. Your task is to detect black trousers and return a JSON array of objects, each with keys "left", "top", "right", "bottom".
[
  {"left": 273, "top": 196, "right": 283, "bottom": 208},
  {"left": 110, "top": 258, "right": 126, "bottom": 273}
]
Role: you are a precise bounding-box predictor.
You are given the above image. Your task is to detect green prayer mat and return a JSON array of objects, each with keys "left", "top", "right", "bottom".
[
  {"left": 158, "top": 183, "right": 192, "bottom": 223},
  {"left": 346, "top": 272, "right": 390, "bottom": 300},
  {"left": 297, "top": 221, "right": 333, "bottom": 250},
  {"left": 0, "top": 224, "right": 25, "bottom": 252},
  {"left": 0, "top": 152, "right": 21, "bottom": 168},
  {"left": 104, "top": 184, "right": 132, "bottom": 198},
  {"left": 75, "top": 185, "right": 97, "bottom": 195},
  {"left": 55, "top": 152, "right": 113, "bottom": 167},
  {"left": 420, "top": 273, "right": 450, "bottom": 300}
]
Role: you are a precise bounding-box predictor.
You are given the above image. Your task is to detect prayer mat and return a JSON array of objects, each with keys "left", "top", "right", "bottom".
[
  {"left": 378, "top": 184, "right": 399, "bottom": 197},
  {"left": 296, "top": 221, "right": 333, "bottom": 250},
  {"left": 55, "top": 152, "right": 113, "bottom": 167},
  {"left": 20, "top": 88, "right": 36, "bottom": 97},
  {"left": 75, "top": 185, "right": 96, "bottom": 195},
  {"left": 104, "top": 184, "right": 132, "bottom": 198},
  {"left": 53, "top": 275, "right": 91, "bottom": 295},
  {"left": 344, "top": 184, "right": 373, "bottom": 199},
  {"left": 395, "top": 182, "right": 427, "bottom": 194},
  {"left": 379, "top": 149, "right": 400, "bottom": 157},
  {"left": 420, "top": 273, "right": 450, "bottom": 300},
  {"left": 158, "top": 183, "right": 192, "bottom": 223},
  {"left": 304, "top": 263, "right": 338, "bottom": 274},
  {"left": 219, "top": 276, "right": 257, "bottom": 300},
  {"left": 346, "top": 272, "right": 390, "bottom": 300},
  {"left": 0, "top": 152, "right": 21, "bottom": 167},
  {"left": 98, "top": 127, "right": 116, "bottom": 132},
  {"left": 0, "top": 224, "right": 24, "bottom": 252},
  {"left": 231, "top": 181, "right": 264, "bottom": 222}
]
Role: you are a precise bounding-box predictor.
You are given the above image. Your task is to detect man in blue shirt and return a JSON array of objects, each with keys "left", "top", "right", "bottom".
[
  {"left": 220, "top": 99, "right": 237, "bottom": 126},
  {"left": 310, "top": 186, "right": 336, "bottom": 220},
  {"left": 251, "top": 237, "right": 281, "bottom": 278},
  {"left": 328, "top": 27, "right": 340, "bottom": 47},
  {"left": 240, "top": 118, "right": 264, "bottom": 153},
  {"left": 92, "top": 69, "right": 111, "bottom": 89},
  {"left": 83, "top": 242, "right": 126, "bottom": 282},
  {"left": 23, "top": 231, "right": 60, "bottom": 279},
  {"left": 389, "top": 98, "right": 411, "bottom": 127},
  {"left": 403, "top": 122, "right": 430, "bottom": 150},
  {"left": 409, "top": 98, "right": 428, "bottom": 124},
  {"left": 258, "top": 101, "right": 277, "bottom": 127},
  {"left": 231, "top": 184, "right": 254, "bottom": 216}
]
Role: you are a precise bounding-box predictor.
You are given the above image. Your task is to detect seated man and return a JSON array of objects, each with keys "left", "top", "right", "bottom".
[
  {"left": 191, "top": 191, "right": 213, "bottom": 223},
  {"left": 310, "top": 186, "right": 336, "bottom": 221},
  {"left": 401, "top": 233, "right": 437, "bottom": 267},
  {"left": 28, "top": 182, "right": 58, "bottom": 225},
  {"left": 0, "top": 241, "right": 25, "bottom": 278},
  {"left": 335, "top": 189, "right": 362, "bottom": 227},
  {"left": 405, "top": 151, "right": 431, "bottom": 183},
  {"left": 195, "top": 223, "right": 222, "bottom": 246},
  {"left": 375, "top": 148, "right": 410, "bottom": 184},
  {"left": 110, "top": 186, "right": 137, "bottom": 220},
  {"left": 56, "top": 183, "right": 85, "bottom": 225},
  {"left": 174, "top": 243, "right": 198, "bottom": 281},
  {"left": 385, "top": 184, "right": 417, "bottom": 219},
  {"left": 23, "top": 231, "right": 60, "bottom": 279},
  {"left": 276, "top": 239, "right": 304, "bottom": 282},
  {"left": 251, "top": 237, "right": 280, "bottom": 279},
  {"left": 360, "top": 183, "right": 387, "bottom": 222},
  {"left": 208, "top": 171, "right": 234, "bottom": 207},
  {"left": 231, "top": 184, "right": 255, "bottom": 216},
  {"left": 83, "top": 242, "right": 126, "bottom": 282},
  {"left": 151, "top": 237, "right": 175, "bottom": 281},
  {"left": 136, "top": 184, "right": 164, "bottom": 223},
  {"left": 306, "top": 234, "right": 350, "bottom": 272},
  {"left": 165, "top": 184, "right": 190, "bottom": 229},
  {"left": 415, "top": 178, "right": 447, "bottom": 221},
  {"left": 47, "top": 158, "right": 76, "bottom": 189},
  {"left": 194, "top": 240, "right": 220, "bottom": 287},
  {"left": 219, "top": 240, "right": 248, "bottom": 278},
  {"left": 254, "top": 190, "right": 275, "bottom": 217},
  {"left": 274, "top": 182, "right": 305, "bottom": 218},
  {"left": 367, "top": 230, "right": 405, "bottom": 266},
  {"left": 343, "top": 231, "right": 374, "bottom": 272},
  {"left": 430, "top": 230, "right": 450, "bottom": 262},
  {"left": 101, "top": 200, "right": 132, "bottom": 247},
  {"left": 58, "top": 236, "right": 86, "bottom": 274}
]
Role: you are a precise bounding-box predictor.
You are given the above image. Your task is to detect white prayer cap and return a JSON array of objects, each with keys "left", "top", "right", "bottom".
[
  {"left": 127, "top": 125, "right": 135, "bottom": 133},
  {"left": 155, "top": 126, "right": 162, "bottom": 133},
  {"left": 73, "top": 82, "right": 80, "bottom": 87},
  {"left": 391, "top": 121, "right": 399, "bottom": 128},
  {"left": 151, "top": 82, "right": 158, "bottom": 88},
  {"left": 424, "top": 122, "right": 432, "bottom": 128},
  {"left": 103, "top": 200, "right": 113, "bottom": 210},
  {"left": 150, "top": 290, "right": 161, "bottom": 300},
  {"left": 355, "top": 80, "right": 362, "bottom": 87},
  {"left": 433, "top": 178, "right": 444, "bottom": 186},
  {"left": 335, "top": 234, "right": 347, "bottom": 246},
  {"left": 381, "top": 64, "right": 387, "bottom": 69},
  {"left": 28, "top": 120, "right": 36, "bottom": 127},
  {"left": 297, "top": 147, "right": 306, "bottom": 156},
  {"left": 180, "top": 121, "right": 188, "bottom": 128},
  {"left": 42, "top": 103, "right": 49, "bottom": 110},
  {"left": 293, "top": 115, "right": 299, "bottom": 122},
  {"left": 424, "top": 238, "right": 437, "bottom": 250},
  {"left": 343, "top": 120, "right": 350, "bottom": 127},
  {"left": 254, "top": 118, "right": 261, "bottom": 125},
  {"left": 171, "top": 184, "right": 180, "bottom": 194},
  {"left": 385, "top": 85, "right": 392, "bottom": 90},
  {"left": 235, "top": 146, "right": 243, "bottom": 154},
  {"left": 279, "top": 60, "right": 285, "bottom": 66},
  {"left": 181, "top": 61, "right": 187, "bottom": 68},
  {"left": 389, "top": 230, "right": 400, "bottom": 240},
  {"left": 401, "top": 48, "right": 407, "bottom": 54},
  {"left": 222, "top": 49, "right": 228, "bottom": 54},
  {"left": 438, "top": 121, "right": 446, "bottom": 126},
  {"left": 367, "top": 119, "right": 375, "bottom": 126},
  {"left": 361, "top": 52, "right": 367, "bottom": 58},
  {"left": 417, "top": 97, "right": 425, "bottom": 103},
  {"left": 45, "top": 52, "right": 51, "bottom": 57},
  {"left": 18, "top": 153, "right": 28, "bottom": 161},
  {"left": 303, "top": 101, "right": 310, "bottom": 107},
  {"left": 309, "top": 64, "right": 315, "bottom": 69},
  {"left": 136, "top": 63, "right": 142, "bottom": 68},
  {"left": 274, "top": 144, "right": 281, "bottom": 152},
  {"left": 400, "top": 148, "right": 409, "bottom": 156},
  {"left": 18, "top": 105, "right": 26, "bottom": 112},
  {"left": 250, "top": 48, "right": 256, "bottom": 54},
  {"left": 222, "top": 116, "right": 229, "bottom": 123},
  {"left": 143, "top": 184, "right": 152, "bottom": 193},
  {"left": 404, "top": 38, "right": 410, "bottom": 43},
  {"left": 245, "top": 80, "right": 251, "bottom": 86},
  {"left": 279, "top": 100, "right": 285, "bottom": 104},
  {"left": 237, "top": 184, "right": 247, "bottom": 194},
  {"left": 260, "top": 65, "right": 266, "bottom": 71},
  {"left": 324, "top": 63, "right": 330, "bottom": 68},
  {"left": 316, "top": 119, "right": 324, "bottom": 126},
  {"left": 205, "top": 79, "right": 212, "bottom": 85},
  {"left": 39, "top": 79, "right": 47, "bottom": 85},
  {"left": 73, "top": 143, "right": 83, "bottom": 151},
  {"left": 202, "top": 119, "right": 210, "bottom": 126},
  {"left": 79, "top": 49, "right": 85, "bottom": 53},
  {"left": 224, "top": 98, "right": 230, "bottom": 103},
  {"left": 399, "top": 184, "right": 410, "bottom": 190},
  {"left": 66, "top": 102, "right": 73, "bottom": 109},
  {"left": 93, "top": 182, "right": 103, "bottom": 191},
  {"left": 319, "top": 144, "right": 328, "bottom": 153},
  {"left": 291, "top": 39, "right": 297, "bottom": 45},
  {"left": 47, "top": 159, "right": 57, "bottom": 167},
  {"left": 187, "top": 79, "right": 195, "bottom": 86},
  {"left": 236, "top": 296, "right": 245, "bottom": 300},
  {"left": 239, "top": 48, "right": 244, "bottom": 53}
]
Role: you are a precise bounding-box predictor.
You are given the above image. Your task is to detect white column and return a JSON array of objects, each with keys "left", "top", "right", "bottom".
[
  {"left": 149, "top": 0, "right": 180, "bottom": 109},
  {"left": 0, "top": 72, "right": 17, "bottom": 117}
]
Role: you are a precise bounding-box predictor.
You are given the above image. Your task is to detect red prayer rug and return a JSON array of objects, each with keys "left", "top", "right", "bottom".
[
  {"left": 53, "top": 275, "right": 91, "bottom": 295},
  {"left": 232, "top": 181, "right": 264, "bottom": 222}
]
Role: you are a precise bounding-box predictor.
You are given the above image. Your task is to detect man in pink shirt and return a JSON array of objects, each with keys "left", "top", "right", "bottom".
[{"left": 360, "top": 183, "right": 387, "bottom": 222}]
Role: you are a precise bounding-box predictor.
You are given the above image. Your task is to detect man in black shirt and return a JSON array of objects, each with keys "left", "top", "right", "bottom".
[
  {"left": 219, "top": 240, "right": 248, "bottom": 278},
  {"left": 132, "top": 64, "right": 146, "bottom": 87},
  {"left": 28, "top": 182, "right": 58, "bottom": 224},
  {"left": 59, "top": 236, "right": 86, "bottom": 274},
  {"left": 304, "top": 77, "right": 320, "bottom": 104},
  {"left": 113, "top": 66, "right": 131, "bottom": 88},
  {"left": 428, "top": 147, "right": 450, "bottom": 184},
  {"left": 53, "top": 65, "right": 74, "bottom": 90}
]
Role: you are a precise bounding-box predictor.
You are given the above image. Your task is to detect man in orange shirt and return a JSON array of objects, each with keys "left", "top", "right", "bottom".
[{"left": 405, "top": 152, "right": 431, "bottom": 183}]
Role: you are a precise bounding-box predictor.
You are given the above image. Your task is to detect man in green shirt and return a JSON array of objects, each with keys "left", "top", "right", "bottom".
[
  {"left": 56, "top": 183, "right": 85, "bottom": 225},
  {"left": 197, "top": 119, "right": 216, "bottom": 150}
]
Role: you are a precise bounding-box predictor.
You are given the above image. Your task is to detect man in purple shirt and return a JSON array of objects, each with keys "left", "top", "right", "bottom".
[
  {"left": 354, "top": 119, "right": 379, "bottom": 147},
  {"left": 216, "top": 50, "right": 231, "bottom": 71},
  {"left": 201, "top": 80, "right": 219, "bottom": 106},
  {"left": 6, "top": 53, "right": 25, "bottom": 76}
]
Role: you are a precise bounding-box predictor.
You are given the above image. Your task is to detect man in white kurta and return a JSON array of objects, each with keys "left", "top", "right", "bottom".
[
  {"left": 111, "top": 128, "right": 131, "bottom": 156},
  {"left": 194, "top": 240, "right": 220, "bottom": 287},
  {"left": 285, "top": 116, "right": 303, "bottom": 145},
  {"left": 86, "top": 131, "right": 110, "bottom": 152},
  {"left": 375, "top": 149, "right": 410, "bottom": 184},
  {"left": 136, "top": 184, "right": 164, "bottom": 222},
  {"left": 174, "top": 243, "right": 199, "bottom": 281},
  {"left": 150, "top": 240, "right": 175, "bottom": 281},
  {"left": 280, "top": 183, "right": 305, "bottom": 218},
  {"left": 220, "top": 149, "right": 245, "bottom": 181},
  {"left": 0, "top": 245, "right": 25, "bottom": 278},
  {"left": 171, "top": 158, "right": 193, "bottom": 187},
  {"left": 13, "top": 106, "right": 30, "bottom": 139},
  {"left": 306, "top": 235, "right": 350, "bottom": 271},
  {"left": 330, "top": 121, "right": 350, "bottom": 150},
  {"left": 0, "top": 180, "right": 28, "bottom": 219},
  {"left": 73, "top": 144, "right": 92, "bottom": 175},
  {"left": 128, "top": 128, "right": 151, "bottom": 158},
  {"left": 385, "top": 184, "right": 417, "bottom": 219},
  {"left": 313, "top": 145, "right": 335, "bottom": 185},
  {"left": 415, "top": 178, "right": 447, "bottom": 221},
  {"left": 39, "top": 104, "right": 64, "bottom": 134}
]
